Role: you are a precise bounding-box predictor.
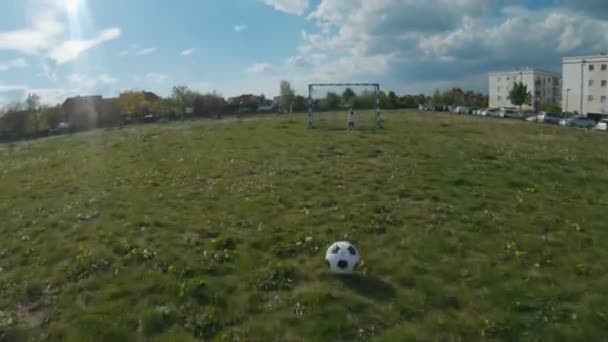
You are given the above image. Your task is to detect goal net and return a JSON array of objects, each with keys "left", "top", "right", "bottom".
[{"left": 308, "top": 83, "right": 382, "bottom": 130}]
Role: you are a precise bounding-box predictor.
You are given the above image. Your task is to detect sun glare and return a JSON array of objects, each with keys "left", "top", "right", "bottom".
[{"left": 65, "top": 0, "right": 79, "bottom": 14}]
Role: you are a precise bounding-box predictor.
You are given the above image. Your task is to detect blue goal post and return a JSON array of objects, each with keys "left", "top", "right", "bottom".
[{"left": 308, "top": 83, "right": 381, "bottom": 129}]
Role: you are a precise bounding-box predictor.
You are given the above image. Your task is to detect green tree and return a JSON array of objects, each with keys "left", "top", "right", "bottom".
[
  {"left": 26, "top": 93, "right": 41, "bottom": 133},
  {"left": 416, "top": 94, "right": 426, "bottom": 105},
  {"left": 171, "top": 85, "right": 197, "bottom": 115},
  {"left": 279, "top": 81, "right": 295, "bottom": 113},
  {"left": 387, "top": 91, "right": 398, "bottom": 109},
  {"left": 152, "top": 98, "right": 177, "bottom": 119},
  {"left": 540, "top": 102, "right": 561, "bottom": 113},
  {"left": 509, "top": 82, "right": 532, "bottom": 111},
  {"left": 342, "top": 88, "right": 356, "bottom": 104},
  {"left": 353, "top": 90, "right": 377, "bottom": 109},
  {"left": 442, "top": 91, "right": 456, "bottom": 106},
  {"left": 192, "top": 92, "right": 226, "bottom": 117},
  {"left": 399, "top": 95, "right": 416, "bottom": 107},
  {"left": 432, "top": 90, "right": 443, "bottom": 106},
  {"left": 293, "top": 95, "right": 308, "bottom": 112},
  {"left": 26, "top": 93, "right": 40, "bottom": 111},
  {"left": 320, "top": 92, "right": 341, "bottom": 111},
  {"left": 41, "top": 105, "right": 64, "bottom": 128},
  {"left": 119, "top": 91, "right": 148, "bottom": 121}
]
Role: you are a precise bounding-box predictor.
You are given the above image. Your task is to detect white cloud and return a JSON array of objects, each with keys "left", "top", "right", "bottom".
[
  {"left": 181, "top": 48, "right": 196, "bottom": 56},
  {"left": 0, "top": 5, "right": 65, "bottom": 54},
  {"left": 136, "top": 47, "right": 157, "bottom": 55},
  {"left": 146, "top": 72, "right": 167, "bottom": 83},
  {"left": 0, "top": 83, "right": 27, "bottom": 92},
  {"left": 248, "top": 63, "right": 272, "bottom": 73},
  {"left": 47, "top": 27, "right": 121, "bottom": 64},
  {"left": 270, "top": 0, "right": 608, "bottom": 94},
  {"left": 262, "top": 0, "right": 309, "bottom": 15},
  {"left": 0, "top": 58, "right": 28, "bottom": 71},
  {"left": 234, "top": 25, "right": 247, "bottom": 32},
  {"left": 0, "top": 1, "right": 120, "bottom": 71},
  {"left": 67, "top": 73, "right": 117, "bottom": 88}
]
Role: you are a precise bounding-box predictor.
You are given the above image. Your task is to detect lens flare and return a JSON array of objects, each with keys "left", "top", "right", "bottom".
[{"left": 65, "top": 0, "right": 79, "bottom": 14}]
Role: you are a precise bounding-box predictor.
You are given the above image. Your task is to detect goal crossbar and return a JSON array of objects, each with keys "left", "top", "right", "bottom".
[{"left": 308, "top": 83, "right": 381, "bottom": 129}]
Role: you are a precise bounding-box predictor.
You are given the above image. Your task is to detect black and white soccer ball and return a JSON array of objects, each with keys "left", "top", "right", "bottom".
[{"left": 325, "top": 241, "right": 360, "bottom": 274}]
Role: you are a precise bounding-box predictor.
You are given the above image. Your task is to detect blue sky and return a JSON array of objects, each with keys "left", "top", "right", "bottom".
[{"left": 1, "top": 0, "right": 608, "bottom": 105}]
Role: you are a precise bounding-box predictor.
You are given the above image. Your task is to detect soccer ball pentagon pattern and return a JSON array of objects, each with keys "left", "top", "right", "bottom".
[{"left": 325, "top": 241, "right": 360, "bottom": 274}]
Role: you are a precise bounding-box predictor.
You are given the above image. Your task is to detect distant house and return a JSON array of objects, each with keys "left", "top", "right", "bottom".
[
  {"left": 227, "top": 94, "right": 267, "bottom": 112},
  {"left": 61, "top": 95, "right": 104, "bottom": 130},
  {"left": 62, "top": 95, "right": 125, "bottom": 130},
  {"left": 142, "top": 91, "right": 160, "bottom": 103},
  {"left": 257, "top": 99, "right": 275, "bottom": 112}
]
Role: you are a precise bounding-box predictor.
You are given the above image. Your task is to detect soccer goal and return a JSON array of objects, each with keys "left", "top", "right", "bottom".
[{"left": 308, "top": 83, "right": 382, "bottom": 129}]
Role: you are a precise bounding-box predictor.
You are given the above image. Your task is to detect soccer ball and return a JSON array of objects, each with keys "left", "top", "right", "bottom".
[{"left": 325, "top": 241, "right": 360, "bottom": 274}]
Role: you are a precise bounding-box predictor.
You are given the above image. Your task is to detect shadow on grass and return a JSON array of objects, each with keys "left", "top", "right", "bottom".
[{"left": 338, "top": 274, "right": 396, "bottom": 302}]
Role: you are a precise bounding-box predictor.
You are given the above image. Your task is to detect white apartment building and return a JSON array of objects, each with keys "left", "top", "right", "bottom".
[
  {"left": 488, "top": 68, "right": 561, "bottom": 111},
  {"left": 562, "top": 54, "right": 608, "bottom": 115}
]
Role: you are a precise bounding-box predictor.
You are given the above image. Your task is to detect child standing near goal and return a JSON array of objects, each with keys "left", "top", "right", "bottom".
[{"left": 347, "top": 108, "right": 355, "bottom": 130}]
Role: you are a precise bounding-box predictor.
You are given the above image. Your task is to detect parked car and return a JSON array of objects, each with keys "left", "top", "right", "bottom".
[
  {"left": 477, "top": 108, "right": 490, "bottom": 116},
  {"left": 540, "top": 113, "right": 562, "bottom": 125},
  {"left": 501, "top": 109, "right": 524, "bottom": 119},
  {"left": 596, "top": 119, "right": 608, "bottom": 131},
  {"left": 49, "top": 122, "right": 71, "bottom": 135},
  {"left": 456, "top": 106, "right": 470, "bottom": 114},
  {"left": 142, "top": 114, "right": 157, "bottom": 123},
  {"left": 559, "top": 116, "right": 596, "bottom": 128},
  {"left": 486, "top": 108, "right": 501, "bottom": 117},
  {"left": 526, "top": 115, "right": 540, "bottom": 122}
]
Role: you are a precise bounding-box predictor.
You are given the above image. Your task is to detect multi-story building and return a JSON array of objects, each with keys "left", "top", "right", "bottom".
[
  {"left": 562, "top": 54, "right": 608, "bottom": 115},
  {"left": 488, "top": 68, "right": 561, "bottom": 111}
]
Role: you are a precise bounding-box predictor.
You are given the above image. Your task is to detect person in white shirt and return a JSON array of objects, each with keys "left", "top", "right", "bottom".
[{"left": 347, "top": 108, "right": 355, "bottom": 130}]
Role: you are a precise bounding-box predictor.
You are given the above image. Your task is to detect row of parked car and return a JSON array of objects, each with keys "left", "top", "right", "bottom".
[
  {"left": 419, "top": 104, "right": 608, "bottom": 131},
  {"left": 524, "top": 111, "right": 607, "bottom": 130}
]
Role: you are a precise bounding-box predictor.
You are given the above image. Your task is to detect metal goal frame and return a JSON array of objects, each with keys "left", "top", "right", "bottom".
[{"left": 307, "top": 83, "right": 381, "bottom": 128}]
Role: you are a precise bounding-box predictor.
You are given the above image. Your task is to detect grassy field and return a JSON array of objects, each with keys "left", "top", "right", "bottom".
[{"left": 1, "top": 110, "right": 608, "bottom": 341}]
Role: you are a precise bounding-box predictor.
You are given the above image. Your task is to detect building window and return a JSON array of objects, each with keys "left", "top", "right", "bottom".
[
  {"left": 603, "top": 64, "right": 607, "bottom": 71},
  {"left": 506, "top": 76, "right": 510, "bottom": 81},
  {"left": 589, "top": 65, "right": 595, "bottom": 71},
  {"left": 498, "top": 96, "right": 502, "bottom": 101},
  {"left": 589, "top": 80, "right": 594, "bottom": 87},
  {"left": 588, "top": 95, "right": 594, "bottom": 102},
  {"left": 497, "top": 76, "right": 501, "bottom": 81},
  {"left": 602, "top": 96, "right": 607, "bottom": 103},
  {"left": 548, "top": 78, "right": 552, "bottom": 84},
  {"left": 507, "top": 96, "right": 511, "bottom": 100},
  {"left": 497, "top": 86, "right": 501, "bottom": 92},
  {"left": 602, "top": 80, "right": 607, "bottom": 87}
]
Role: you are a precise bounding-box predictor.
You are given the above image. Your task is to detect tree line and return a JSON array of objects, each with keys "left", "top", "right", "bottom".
[
  {"left": 278, "top": 80, "right": 432, "bottom": 112},
  {"left": 0, "top": 81, "right": 487, "bottom": 141}
]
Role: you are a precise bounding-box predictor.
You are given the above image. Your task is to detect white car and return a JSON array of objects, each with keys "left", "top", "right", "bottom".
[
  {"left": 596, "top": 119, "right": 608, "bottom": 131},
  {"left": 501, "top": 109, "right": 524, "bottom": 120},
  {"left": 486, "top": 108, "right": 502, "bottom": 117}
]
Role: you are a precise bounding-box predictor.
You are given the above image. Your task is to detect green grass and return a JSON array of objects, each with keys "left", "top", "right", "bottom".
[{"left": 1, "top": 110, "right": 608, "bottom": 341}]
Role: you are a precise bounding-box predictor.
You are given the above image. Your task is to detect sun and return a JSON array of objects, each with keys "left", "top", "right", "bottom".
[{"left": 65, "top": 0, "right": 79, "bottom": 14}]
